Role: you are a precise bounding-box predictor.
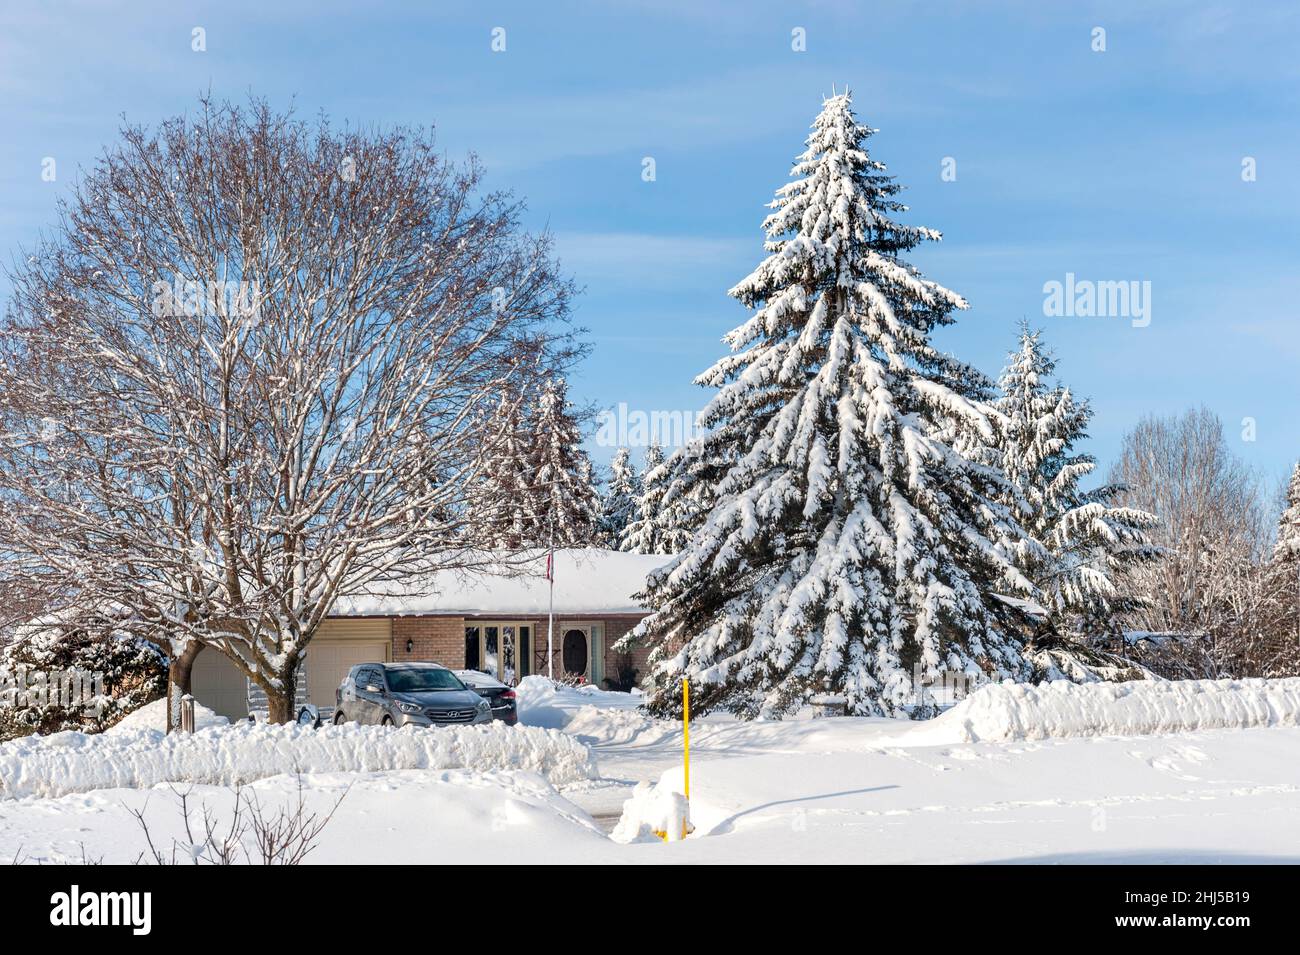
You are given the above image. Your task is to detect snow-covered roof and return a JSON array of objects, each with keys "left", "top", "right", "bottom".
[{"left": 331, "top": 548, "right": 673, "bottom": 618}]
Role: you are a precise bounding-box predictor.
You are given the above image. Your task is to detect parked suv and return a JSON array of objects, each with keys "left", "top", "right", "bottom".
[{"left": 334, "top": 663, "right": 492, "bottom": 728}]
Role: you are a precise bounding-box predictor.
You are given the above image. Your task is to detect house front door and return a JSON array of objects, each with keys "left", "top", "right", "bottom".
[{"left": 562, "top": 627, "right": 588, "bottom": 679}]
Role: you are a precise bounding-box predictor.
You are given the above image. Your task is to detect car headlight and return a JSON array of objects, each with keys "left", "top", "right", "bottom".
[
  {"left": 394, "top": 700, "right": 423, "bottom": 714},
  {"left": 477, "top": 698, "right": 490, "bottom": 712}
]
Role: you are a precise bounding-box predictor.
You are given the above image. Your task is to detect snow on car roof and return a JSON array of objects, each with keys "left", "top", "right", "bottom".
[{"left": 331, "top": 547, "right": 674, "bottom": 618}]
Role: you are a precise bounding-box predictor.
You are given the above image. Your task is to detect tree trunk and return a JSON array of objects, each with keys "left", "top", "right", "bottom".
[
  {"left": 265, "top": 666, "right": 297, "bottom": 724},
  {"left": 166, "top": 642, "right": 203, "bottom": 735}
]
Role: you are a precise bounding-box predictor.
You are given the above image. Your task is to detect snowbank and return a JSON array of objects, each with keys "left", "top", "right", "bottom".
[
  {"left": 515, "top": 675, "right": 643, "bottom": 730},
  {"left": 611, "top": 770, "right": 691, "bottom": 844},
  {"left": 106, "top": 697, "right": 228, "bottom": 735},
  {"left": 926, "top": 678, "right": 1300, "bottom": 743},
  {"left": 0, "top": 720, "right": 596, "bottom": 801}
]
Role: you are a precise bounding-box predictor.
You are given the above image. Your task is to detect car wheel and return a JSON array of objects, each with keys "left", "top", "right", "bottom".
[
  {"left": 381, "top": 714, "right": 394, "bottom": 727},
  {"left": 333, "top": 710, "right": 347, "bottom": 726}
]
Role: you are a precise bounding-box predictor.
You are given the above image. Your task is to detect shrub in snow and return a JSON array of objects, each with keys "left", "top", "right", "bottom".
[
  {"left": 933, "top": 677, "right": 1300, "bottom": 743},
  {"left": 0, "top": 624, "right": 165, "bottom": 741},
  {"left": 0, "top": 720, "right": 596, "bottom": 801},
  {"left": 515, "top": 675, "right": 642, "bottom": 730},
  {"left": 1023, "top": 637, "right": 1153, "bottom": 685},
  {"left": 603, "top": 648, "right": 641, "bottom": 692}
]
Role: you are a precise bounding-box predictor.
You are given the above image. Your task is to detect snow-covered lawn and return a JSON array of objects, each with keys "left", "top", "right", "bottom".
[{"left": 3, "top": 679, "right": 1300, "bottom": 864}]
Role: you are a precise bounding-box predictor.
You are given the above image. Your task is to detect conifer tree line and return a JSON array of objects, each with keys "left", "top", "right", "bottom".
[{"left": 473, "top": 375, "right": 602, "bottom": 549}]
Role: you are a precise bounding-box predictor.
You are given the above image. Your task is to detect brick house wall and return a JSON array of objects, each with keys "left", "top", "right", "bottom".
[
  {"left": 391, "top": 616, "right": 467, "bottom": 667},
  {"left": 601, "top": 616, "right": 651, "bottom": 689},
  {"left": 374, "top": 613, "right": 653, "bottom": 689}
]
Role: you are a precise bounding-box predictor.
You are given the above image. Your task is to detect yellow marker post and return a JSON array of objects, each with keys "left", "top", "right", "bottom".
[
  {"left": 682, "top": 678, "right": 690, "bottom": 801},
  {"left": 654, "top": 679, "right": 694, "bottom": 842}
]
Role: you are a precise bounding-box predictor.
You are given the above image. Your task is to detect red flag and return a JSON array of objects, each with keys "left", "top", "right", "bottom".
[{"left": 545, "top": 550, "right": 553, "bottom": 582}]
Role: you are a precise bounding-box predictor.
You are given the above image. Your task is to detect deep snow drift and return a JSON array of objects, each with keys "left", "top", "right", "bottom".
[
  {"left": 521, "top": 673, "right": 1300, "bottom": 748},
  {"left": 0, "top": 720, "right": 596, "bottom": 801},
  {"left": 919, "top": 677, "right": 1300, "bottom": 743}
]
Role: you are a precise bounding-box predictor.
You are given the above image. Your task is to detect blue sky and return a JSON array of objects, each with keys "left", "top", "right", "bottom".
[{"left": 2, "top": 1, "right": 1298, "bottom": 485}]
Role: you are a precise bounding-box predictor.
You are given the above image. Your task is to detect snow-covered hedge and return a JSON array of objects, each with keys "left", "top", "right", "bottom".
[
  {"left": 933, "top": 677, "right": 1300, "bottom": 742},
  {"left": 0, "top": 720, "right": 597, "bottom": 800}
]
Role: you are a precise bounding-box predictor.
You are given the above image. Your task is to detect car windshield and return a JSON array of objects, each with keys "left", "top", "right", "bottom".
[{"left": 384, "top": 668, "right": 465, "bottom": 692}]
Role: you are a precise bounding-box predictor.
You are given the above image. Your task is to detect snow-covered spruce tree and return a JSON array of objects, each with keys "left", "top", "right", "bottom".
[
  {"left": 622, "top": 443, "right": 691, "bottom": 554},
  {"left": 1275, "top": 463, "right": 1300, "bottom": 563},
  {"left": 469, "top": 394, "right": 547, "bottom": 549},
  {"left": 989, "top": 324, "right": 1159, "bottom": 634},
  {"left": 622, "top": 444, "right": 664, "bottom": 553},
  {"left": 600, "top": 448, "right": 640, "bottom": 549},
  {"left": 655, "top": 448, "right": 714, "bottom": 553},
  {"left": 1267, "top": 462, "right": 1300, "bottom": 671},
  {"left": 627, "top": 91, "right": 1040, "bottom": 719},
  {"left": 529, "top": 377, "right": 601, "bottom": 546}
]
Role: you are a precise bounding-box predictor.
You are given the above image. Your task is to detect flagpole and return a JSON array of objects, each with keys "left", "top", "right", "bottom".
[{"left": 547, "top": 517, "right": 555, "bottom": 681}]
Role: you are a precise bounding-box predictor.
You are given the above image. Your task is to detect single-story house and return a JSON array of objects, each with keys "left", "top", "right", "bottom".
[{"left": 191, "top": 548, "right": 671, "bottom": 721}]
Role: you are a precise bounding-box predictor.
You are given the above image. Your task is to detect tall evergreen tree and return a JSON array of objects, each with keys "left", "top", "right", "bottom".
[
  {"left": 1269, "top": 462, "right": 1300, "bottom": 669},
  {"left": 1274, "top": 463, "right": 1300, "bottom": 563},
  {"left": 600, "top": 447, "right": 639, "bottom": 549},
  {"left": 623, "top": 444, "right": 669, "bottom": 554},
  {"left": 990, "top": 324, "right": 1159, "bottom": 628},
  {"left": 530, "top": 376, "right": 600, "bottom": 546},
  {"left": 469, "top": 394, "right": 542, "bottom": 550},
  {"left": 627, "top": 91, "right": 1039, "bottom": 718}
]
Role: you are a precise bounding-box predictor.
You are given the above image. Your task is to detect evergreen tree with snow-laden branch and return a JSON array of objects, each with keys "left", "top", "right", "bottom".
[{"left": 626, "top": 92, "right": 1041, "bottom": 718}]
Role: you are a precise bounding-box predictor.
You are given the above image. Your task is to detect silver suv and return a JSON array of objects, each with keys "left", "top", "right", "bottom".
[{"left": 334, "top": 663, "right": 492, "bottom": 728}]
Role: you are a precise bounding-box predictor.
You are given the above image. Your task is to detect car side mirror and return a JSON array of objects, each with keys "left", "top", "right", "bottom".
[{"left": 364, "top": 683, "right": 384, "bottom": 694}]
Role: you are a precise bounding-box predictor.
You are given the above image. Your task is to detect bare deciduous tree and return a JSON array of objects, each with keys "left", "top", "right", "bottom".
[
  {"left": 0, "top": 97, "right": 578, "bottom": 725},
  {"left": 1108, "top": 407, "right": 1276, "bottom": 676}
]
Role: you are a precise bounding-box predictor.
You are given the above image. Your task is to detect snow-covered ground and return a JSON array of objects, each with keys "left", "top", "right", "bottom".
[{"left": 3, "top": 679, "right": 1300, "bottom": 864}]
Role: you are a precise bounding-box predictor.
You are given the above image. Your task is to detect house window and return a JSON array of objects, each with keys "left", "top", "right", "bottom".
[{"left": 464, "top": 622, "right": 533, "bottom": 684}]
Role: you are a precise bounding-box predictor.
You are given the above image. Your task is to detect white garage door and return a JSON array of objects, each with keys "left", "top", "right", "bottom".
[
  {"left": 307, "top": 635, "right": 390, "bottom": 708},
  {"left": 191, "top": 647, "right": 248, "bottom": 721}
]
